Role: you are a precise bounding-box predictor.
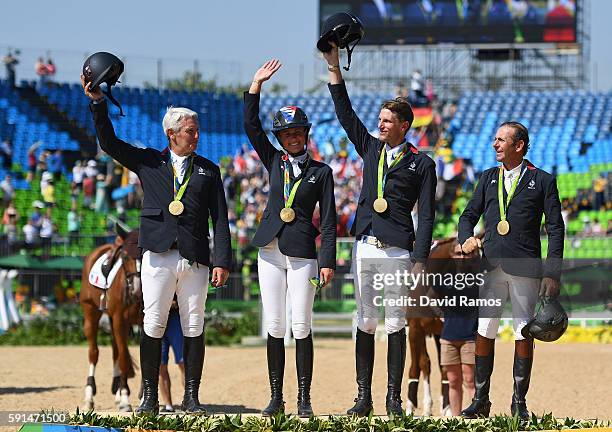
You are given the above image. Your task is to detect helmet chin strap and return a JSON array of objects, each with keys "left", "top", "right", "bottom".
[
  {"left": 103, "top": 82, "right": 125, "bottom": 117},
  {"left": 343, "top": 34, "right": 361, "bottom": 71}
]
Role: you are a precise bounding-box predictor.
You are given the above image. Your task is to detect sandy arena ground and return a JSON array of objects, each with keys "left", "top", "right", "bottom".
[{"left": 0, "top": 338, "right": 610, "bottom": 430}]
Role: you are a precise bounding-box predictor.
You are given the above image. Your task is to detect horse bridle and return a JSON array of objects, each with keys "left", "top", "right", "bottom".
[{"left": 119, "top": 250, "right": 141, "bottom": 305}]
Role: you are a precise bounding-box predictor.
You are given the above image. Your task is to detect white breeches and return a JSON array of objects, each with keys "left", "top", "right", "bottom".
[
  {"left": 140, "top": 250, "right": 209, "bottom": 338},
  {"left": 258, "top": 239, "right": 318, "bottom": 340}
]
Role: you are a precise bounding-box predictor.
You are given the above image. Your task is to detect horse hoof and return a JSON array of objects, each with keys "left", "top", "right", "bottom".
[
  {"left": 119, "top": 404, "right": 132, "bottom": 413},
  {"left": 83, "top": 401, "right": 94, "bottom": 411}
]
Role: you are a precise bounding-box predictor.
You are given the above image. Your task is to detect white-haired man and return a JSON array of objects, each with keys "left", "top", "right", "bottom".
[{"left": 81, "top": 76, "right": 232, "bottom": 414}]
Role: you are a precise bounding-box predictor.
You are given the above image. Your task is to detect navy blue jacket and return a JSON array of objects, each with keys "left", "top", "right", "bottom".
[
  {"left": 328, "top": 82, "right": 436, "bottom": 263},
  {"left": 90, "top": 100, "right": 232, "bottom": 269},
  {"left": 458, "top": 160, "right": 564, "bottom": 280},
  {"left": 243, "top": 92, "right": 337, "bottom": 269}
]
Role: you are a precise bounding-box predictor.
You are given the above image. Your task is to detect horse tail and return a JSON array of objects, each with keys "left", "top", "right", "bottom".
[{"left": 112, "top": 323, "right": 137, "bottom": 379}]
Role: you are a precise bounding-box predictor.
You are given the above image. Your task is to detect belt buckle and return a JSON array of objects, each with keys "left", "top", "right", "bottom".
[
  {"left": 359, "top": 235, "right": 371, "bottom": 245},
  {"left": 375, "top": 239, "right": 386, "bottom": 249}
]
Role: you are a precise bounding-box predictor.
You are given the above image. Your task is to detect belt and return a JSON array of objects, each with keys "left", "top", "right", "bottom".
[{"left": 357, "top": 234, "right": 389, "bottom": 249}]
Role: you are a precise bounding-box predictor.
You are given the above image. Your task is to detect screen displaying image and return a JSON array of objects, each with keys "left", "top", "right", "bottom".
[{"left": 319, "top": 0, "right": 578, "bottom": 45}]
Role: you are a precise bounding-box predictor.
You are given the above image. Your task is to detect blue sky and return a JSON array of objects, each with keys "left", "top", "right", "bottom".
[{"left": 1, "top": 0, "right": 610, "bottom": 92}]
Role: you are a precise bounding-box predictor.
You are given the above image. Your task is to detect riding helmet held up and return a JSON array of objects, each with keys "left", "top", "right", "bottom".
[
  {"left": 317, "top": 12, "right": 364, "bottom": 70},
  {"left": 83, "top": 51, "right": 125, "bottom": 116}
]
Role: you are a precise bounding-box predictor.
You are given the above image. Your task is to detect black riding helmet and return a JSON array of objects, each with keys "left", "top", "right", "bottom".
[
  {"left": 272, "top": 105, "right": 312, "bottom": 137},
  {"left": 271, "top": 106, "right": 312, "bottom": 155},
  {"left": 83, "top": 52, "right": 125, "bottom": 116},
  {"left": 317, "top": 12, "right": 364, "bottom": 71},
  {"left": 521, "top": 297, "right": 569, "bottom": 342}
]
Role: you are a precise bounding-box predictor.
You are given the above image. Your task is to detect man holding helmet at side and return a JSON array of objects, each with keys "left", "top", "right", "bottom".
[
  {"left": 457, "top": 121, "right": 565, "bottom": 420},
  {"left": 319, "top": 13, "right": 437, "bottom": 417},
  {"left": 81, "top": 52, "right": 231, "bottom": 415}
]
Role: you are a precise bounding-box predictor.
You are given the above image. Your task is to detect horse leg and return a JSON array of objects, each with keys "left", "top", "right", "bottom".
[
  {"left": 420, "top": 344, "right": 433, "bottom": 416},
  {"left": 113, "top": 314, "right": 135, "bottom": 412},
  {"left": 406, "top": 323, "right": 421, "bottom": 414},
  {"left": 83, "top": 303, "right": 102, "bottom": 411},
  {"left": 433, "top": 335, "right": 452, "bottom": 416},
  {"left": 109, "top": 317, "right": 123, "bottom": 405}
]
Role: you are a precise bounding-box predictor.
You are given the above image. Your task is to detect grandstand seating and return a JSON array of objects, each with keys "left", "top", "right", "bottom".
[
  {"left": 37, "top": 83, "right": 244, "bottom": 163},
  {"left": 450, "top": 90, "right": 612, "bottom": 175},
  {"left": 556, "top": 162, "right": 612, "bottom": 200},
  {"left": 37, "top": 82, "right": 398, "bottom": 162},
  {"left": 0, "top": 81, "right": 80, "bottom": 188},
  {"left": 1, "top": 80, "right": 610, "bottom": 260},
  {"left": 6, "top": 80, "right": 612, "bottom": 175},
  {"left": 542, "top": 236, "right": 612, "bottom": 259}
]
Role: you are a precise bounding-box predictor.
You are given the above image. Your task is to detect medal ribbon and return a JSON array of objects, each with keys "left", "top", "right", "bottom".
[
  {"left": 282, "top": 154, "right": 308, "bottom": 209},
  {"left": 377, "top": 144, "right": 407, "bottom": 199},
  {"left": 497, "top": 165, "right": 524, "bottom": 222},
  {"left": 172, "top": 156, "right": 194, "bottom": 202}
]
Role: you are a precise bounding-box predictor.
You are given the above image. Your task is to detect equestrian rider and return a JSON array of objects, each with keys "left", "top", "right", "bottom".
[
  {"left": 243, "top": 59, "right": 337, "bottom": 417},
  {"left": 82, "top": 75, "right": 232, "bottom": 415}
]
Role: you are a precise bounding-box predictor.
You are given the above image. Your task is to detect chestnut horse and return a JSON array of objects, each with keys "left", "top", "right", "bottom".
[
  {"left": 80, "top": 229, "right": 143, "bottom": 411},
  {"left": 406, "top": 237, "right": 458, "bottom": 417}
]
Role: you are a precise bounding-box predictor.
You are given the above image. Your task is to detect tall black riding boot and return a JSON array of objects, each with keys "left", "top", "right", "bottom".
[
  {"left": 181, "top": 333, "right": 207, "bottom": 414},
  {"left": 386, "top": 328, "right": 406, "bottom": 416},
  {"left": 136, "top": 333, "right": 161, "bottom": 415},
  {"left": 510, "top": 353, "right": 533, "bottom": 421},
  {"left": 461, "top": 351, "right": 494, "bottom": 418},
  {"left": 296, "top": 333, "right": 314, "bottom": 417},
  {"left": 262, "top": 334, "right": 285, "bottom": 416},
  {"left": 347, "top": 329, "right": 375, "bottom": 417}
]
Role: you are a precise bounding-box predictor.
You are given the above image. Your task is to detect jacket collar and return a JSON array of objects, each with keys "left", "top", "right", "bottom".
[{"left": 513, "top": 159, "right": 537, "bottom": 197}]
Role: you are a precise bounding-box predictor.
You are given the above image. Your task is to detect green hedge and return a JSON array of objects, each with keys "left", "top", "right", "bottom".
[
  {"left": 0, "top": 304, "right": 113, "bottom": 346},
  {"left": 0, "top": 304, "right": 259, "bottom": 346},
  {"left": 67, "top": 410, "right": 611, "bottom": 432}
]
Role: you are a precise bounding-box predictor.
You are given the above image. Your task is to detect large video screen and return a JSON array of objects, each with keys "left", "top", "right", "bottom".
[{"left": 319, "top": 1, "right": 578, "bottom": 45}]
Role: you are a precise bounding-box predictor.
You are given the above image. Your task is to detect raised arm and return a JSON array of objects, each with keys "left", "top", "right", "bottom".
[
  {"left": 322, "top": 44, "right": 374, "bottom": 157},
  {"left": 82, "top": 74, "right": 144, "bottom": 172},
  {"left": 243, "top": 59, "right": 283, "bottom": 171}
]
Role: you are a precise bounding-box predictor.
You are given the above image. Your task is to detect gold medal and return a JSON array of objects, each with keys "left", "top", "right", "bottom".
[
  {"left": 497, "top": 220, "right": 510, "bottom": 236},
  {"left": 373, "top": 197, "right": 388, "bottom": 213},
  {"left": 168, "top": 200, "right": 184, "bottom": 216},
  {"left": 280, "top": 207, "right": 296, "bottom": 223}
]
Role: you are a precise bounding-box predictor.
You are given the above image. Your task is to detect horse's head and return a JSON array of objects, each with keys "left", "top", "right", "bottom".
[{"left": 118, "top": 229, "right": 142, "bottom": 305}]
